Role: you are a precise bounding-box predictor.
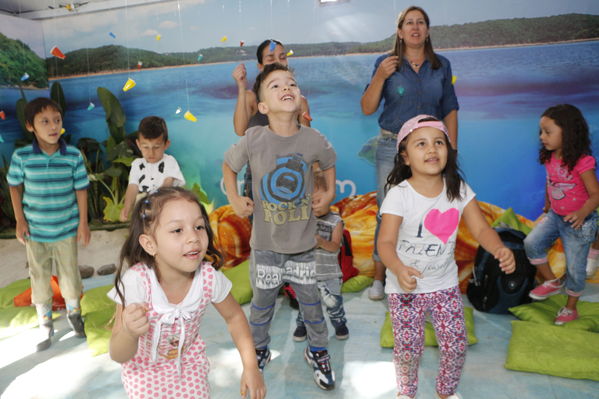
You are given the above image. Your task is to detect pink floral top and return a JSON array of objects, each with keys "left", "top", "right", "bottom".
[{"left": 546, "top": 154, "right": 595, "bottom": 215}]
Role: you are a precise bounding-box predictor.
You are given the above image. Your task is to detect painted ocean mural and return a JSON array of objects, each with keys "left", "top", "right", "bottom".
[{"left": 1, "top": 41, "right": 598, "bottom": 220}]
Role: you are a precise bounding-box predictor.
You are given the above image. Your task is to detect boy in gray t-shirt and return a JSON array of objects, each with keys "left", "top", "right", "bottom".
[{"left": 223, "top": 63, "right": 337, "bottom": 391}]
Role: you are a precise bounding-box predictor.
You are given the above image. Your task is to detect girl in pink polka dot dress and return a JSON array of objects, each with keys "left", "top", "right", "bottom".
[{"left": 108, "top": 187, "right": 266, "bottom": 399}]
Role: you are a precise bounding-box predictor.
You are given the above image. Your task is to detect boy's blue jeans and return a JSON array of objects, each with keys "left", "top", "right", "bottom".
[
  {"left": 524, "top": 210, "right": 598, "bottom": 295},
  {"left": 296, "top": 278, "right": 346, "bottom": 329}
]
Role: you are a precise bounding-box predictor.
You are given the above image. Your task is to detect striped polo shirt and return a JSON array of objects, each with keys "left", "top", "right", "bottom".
[{"left": 7, "top": 139, "right": 89, "bottom": 242}]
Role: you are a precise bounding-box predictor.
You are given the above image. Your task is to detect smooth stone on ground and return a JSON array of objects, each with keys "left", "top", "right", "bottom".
[
  {"left": 79, "top": 265, "right": 95, "bottom": 279},
  {"left": 97, "top": 264, "right": 117, "bottom": 276},
  {"left": 0, "top": 229, "right": 128, "bottom": 288}
]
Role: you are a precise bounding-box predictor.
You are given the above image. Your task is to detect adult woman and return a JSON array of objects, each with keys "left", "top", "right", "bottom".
[
  {"left": 232, "top": 39, "right": 311, "bottom": 136},
  {"left": 360, "top": 6, "right": 459, "bottom": 300}
]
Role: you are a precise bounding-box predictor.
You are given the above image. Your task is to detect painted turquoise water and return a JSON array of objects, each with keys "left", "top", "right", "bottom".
[{"left": 1, "top": 41, "right": 598, "bottom": 219}]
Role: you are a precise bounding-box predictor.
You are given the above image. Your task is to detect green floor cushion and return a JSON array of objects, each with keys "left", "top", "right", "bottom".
[
  {"left": 509, "top": 295, "right": 599, "bottom": 332},
  {"left": 381, "top": 307, "right": 477, "bottom": 348},
  {"left": 505, "top": 320, "right": 599, "bottom": 381},
  {"left": 341, "top": 275, "right": 374, "bottom": 293},
  {"left": 84, "top": 307, "right": 115, "bottom": 356},
  {"left": 0, "top": 278, "right": 31, "bottom": 309},
  {"left": 491, "top": 207, "right": 532, "bottom": 235},
  {"left": 81, "top": 285, "right": 115, "bottom": 316},
  {"left": 80, "top": 285, "right": 116, "bottom": 356},
  {"left": 222, "top": 260, "right": 253, "bottom": 305},
  {"left": 0, "top": 307, "right": 60, "bottom": 339}
]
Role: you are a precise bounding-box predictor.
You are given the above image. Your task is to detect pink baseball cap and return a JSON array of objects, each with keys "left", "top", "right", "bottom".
[{"left": 396, "top": 114, "right": 449, "bottom": 150}]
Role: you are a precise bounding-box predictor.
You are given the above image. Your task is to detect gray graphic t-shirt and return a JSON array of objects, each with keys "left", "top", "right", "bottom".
[{"left": 225, "top": 125, "right": 336, "bottom": 254}]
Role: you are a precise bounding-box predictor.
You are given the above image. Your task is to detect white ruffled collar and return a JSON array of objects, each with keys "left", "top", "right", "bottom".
[{"left": 146, "top": 267, "right": 204, "bottom": 372}]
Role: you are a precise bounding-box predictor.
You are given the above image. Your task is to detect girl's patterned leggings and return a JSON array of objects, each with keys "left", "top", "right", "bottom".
[{"left": 388, "top": 286, "right": 467, "bottom": 398}]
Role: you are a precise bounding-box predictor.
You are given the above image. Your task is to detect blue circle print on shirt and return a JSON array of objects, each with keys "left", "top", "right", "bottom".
[{"left": 260, "top": 153, "right": 308, "bottom": 205}]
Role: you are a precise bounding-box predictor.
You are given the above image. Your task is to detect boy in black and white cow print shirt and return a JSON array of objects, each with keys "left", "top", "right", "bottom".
[{"left": 119, "top": 116, "right": 185, "bottom": 221}]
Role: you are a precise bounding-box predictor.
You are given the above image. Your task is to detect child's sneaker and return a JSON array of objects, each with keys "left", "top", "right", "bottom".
[
  {"left": 293, "top": 325, "right": 307, "bottom": 342},
  {"left": 554, "top": 307, "right": 578, "bottom": 325},
  {"left": 335, "top": 324, "right": 349, "bottom": 340},
  {"left": 529, "top": 279, "right": 563, "bottom": 300},
  {"left": 304, "top": 347, "right": 335, "bottom": 390},
  {"left": 368, "top": 280, "right": 385, "bottom": 301},
  {"left": 255, "top": 347, "right": 271, "bottom": 372},
  {"left": 587, "top": 257, "right": 599, "bottom": 278},
  {"left": 36, "top": 321, "right": 54, "bottom": 352},
  {"left": 67, "top": 312, "right": 86, "bottom": 337}
]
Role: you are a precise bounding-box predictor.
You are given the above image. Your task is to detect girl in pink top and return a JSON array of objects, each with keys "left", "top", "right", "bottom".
[
  {"left": 108, "top": 187, "right": 266, "bottom": 399},
  {"left": 525, "top": 104, "right": 599, "bottom": 324}
]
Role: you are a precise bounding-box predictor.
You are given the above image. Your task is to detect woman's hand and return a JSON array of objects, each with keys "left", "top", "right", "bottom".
[
  {"left": 375, "top": 56, "right": 399, "bottom": 80},
  {"left": 232, "top": 63, "right": 248, "bottom": 89}
]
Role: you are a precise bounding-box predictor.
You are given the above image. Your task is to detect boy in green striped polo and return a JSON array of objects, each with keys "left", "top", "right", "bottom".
[{"left": 8, "top": 97, "right": 90, "bottom": 351}]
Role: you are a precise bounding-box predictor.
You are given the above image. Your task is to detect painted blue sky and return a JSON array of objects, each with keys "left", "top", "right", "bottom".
[
  {"left": 0, "top": 13, "right": 45, "bottom": 56},
  {"left": 3, "top": 0, "right": 599, "bottom": 56}
]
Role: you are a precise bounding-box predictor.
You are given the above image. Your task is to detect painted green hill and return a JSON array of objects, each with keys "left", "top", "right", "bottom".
[
  {"left": 46, "top": 13, "right": 599, "bottom": 77},
  {"left": 0, "top": 33, "right": 47, "bottom": 88}
]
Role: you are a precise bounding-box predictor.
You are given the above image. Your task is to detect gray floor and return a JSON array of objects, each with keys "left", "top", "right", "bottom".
[{"left": 1, "top": 275, "right": 598, "bottom": 399}]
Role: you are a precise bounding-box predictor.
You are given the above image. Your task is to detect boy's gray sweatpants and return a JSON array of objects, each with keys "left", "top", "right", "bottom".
[{"left": 249, "top": 248, "right": 329, "bottom": 349}]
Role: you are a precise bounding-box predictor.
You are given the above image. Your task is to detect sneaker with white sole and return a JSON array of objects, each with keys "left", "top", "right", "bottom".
[
  {"left": 293, "top": 325, "right": 307, "bottom": 342},
  {"left": 368, "top": 280, "right": 385, "bottom": 301},
  {"left": 554, "top": 307, "right": 578, "bottom": 325},
  {"left": 255, "top": 347, "right": 271, "bottom": 372},
  {"left": 529, "top": 279, "right": 563, "bottom": 300},
  {"left": 335, "top": 324, "right": 349, "bottom": 340},
  {"left": 304, "top": 347, "right": 335, "bottom": 390}
]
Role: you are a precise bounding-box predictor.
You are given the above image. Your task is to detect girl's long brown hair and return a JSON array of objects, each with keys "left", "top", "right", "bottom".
[
  {"left": 539, "top": 104, "right": 592, "bottom": 172},
  {"left": 114, "top": 187, "right": 223, "bottom": 306},
  {"left": 391, "top": 6, "right": 441, "bottom": 71},
  {"left": 386, "top": 116, "right": 464, "bottom": 201}
]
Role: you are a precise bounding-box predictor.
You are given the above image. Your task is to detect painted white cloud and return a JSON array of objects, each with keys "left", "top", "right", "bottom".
[
  {"left": 142, "top": 29, "right": 160, "bottom": 37},
  {"left": 159, "top": 20, "right": 178, "bottom": 29}
]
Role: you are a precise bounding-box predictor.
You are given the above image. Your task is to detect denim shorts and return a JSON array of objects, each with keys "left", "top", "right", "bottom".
[{"left": 524, "top": 210, "right": 598, "bottom": 295}]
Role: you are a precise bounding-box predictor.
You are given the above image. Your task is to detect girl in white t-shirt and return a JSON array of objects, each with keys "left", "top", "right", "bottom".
[
  {"left": 377, "top": 115, "right": 515, "bottom": 399},
  {"left": 108, "top": 187, "right": 265, "bottom": 399}
]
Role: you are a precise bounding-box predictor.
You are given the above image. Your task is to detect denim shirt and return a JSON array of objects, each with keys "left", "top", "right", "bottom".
[{"left": 369, "top": 53, "right": 459, "bottom": 133}]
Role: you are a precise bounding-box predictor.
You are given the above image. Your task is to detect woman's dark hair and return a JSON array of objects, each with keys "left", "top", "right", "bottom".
[
  {"left": 256, "top": 39, "right": 283, "bottom": 64},
  {"left": 539, "top": 104, "right": 591, "bottom": 172},
  {"left": 386, "top": 116, "right": 463, "bottom": 201},
  {"left": 252, "top": 63, "right": 293, "bottom": 102},
  {"left": 392, "top": 6, "right": 441, "bottom": 70},
  {"left": 114, "top": 187, "right": 222, "bottom": 305}
]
